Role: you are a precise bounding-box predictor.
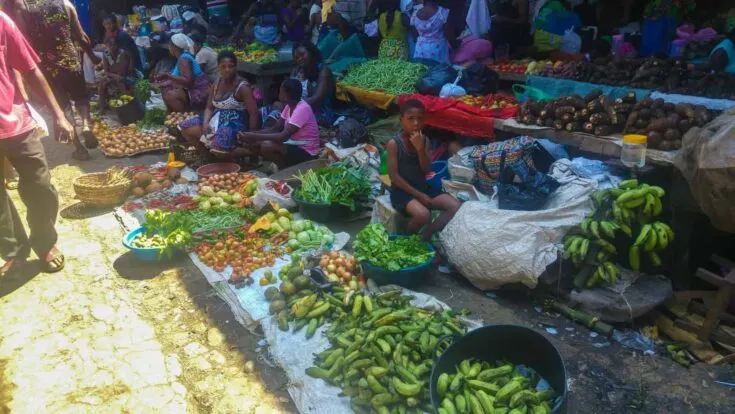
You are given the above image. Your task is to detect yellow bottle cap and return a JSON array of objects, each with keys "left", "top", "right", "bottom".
[{"left": 623, "top": 134, "right": 647, "bottom": 144}]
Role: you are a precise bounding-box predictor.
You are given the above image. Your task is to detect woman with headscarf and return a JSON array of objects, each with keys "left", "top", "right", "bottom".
[
  {"left": 178, "top": 51, "right": 261, "bottom": 156},
  {"left": 155, "top": 33, "right": 210, "bottom": 112}
]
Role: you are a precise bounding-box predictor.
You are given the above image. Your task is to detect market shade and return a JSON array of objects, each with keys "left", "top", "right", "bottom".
[{"left": 336, "top": 82, "right": 396, "bottom": 110}]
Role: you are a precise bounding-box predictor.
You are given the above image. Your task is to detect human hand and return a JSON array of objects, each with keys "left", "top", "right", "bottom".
[
  {"left": 55, "top": 117, "right": 75, "bottom": 144},
  {"left": 417, "top": 193, "right": 433, "bottom": 208},
  {"left": 409, "top": 131, "right": 425, "bottom": 150}
]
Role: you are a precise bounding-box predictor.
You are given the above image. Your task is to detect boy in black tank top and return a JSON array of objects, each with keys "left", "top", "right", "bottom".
[{"left": 386, "top": 99, "right": 461, "bottom": 240}]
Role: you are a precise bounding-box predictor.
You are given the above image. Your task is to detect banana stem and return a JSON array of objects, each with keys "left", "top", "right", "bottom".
[{"left": 548, "top": 300, "right": 614, "bottom": 337}]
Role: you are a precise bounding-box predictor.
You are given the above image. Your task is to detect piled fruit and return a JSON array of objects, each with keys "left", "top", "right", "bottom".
[
  {"left": 487, "top": 60, "right": 529, "bottom": 74},
  {"left": 316, "top": 251, "right": 363, "bottom": 289},
  {"left": 563, "top": 179, "right": 675, "bottom": 288},
  {"left": 93, "top": 121, "right": 170, "bottom": 156},
  {"left": 303, "top": 290, "right": 468, "bottom": 411},
  {"left": 164, "top": 112, "right": 197, "bottom": 128},
  {"left": 455, "top": 93, "right": 518, "bottom": 110},
  {"left": 524, "top": 60, "right": 556, "bottom": 75},
  {"left": 623, "top": 98, "right": 716, "bottom": 151},
  {"left": 192, "top": 230, "right": 284, "bottom": 281},
  {"left": 196, "top": 173, "right": 259, "bottom": 210},
  {"left": 214, "top": 43, "right": 278, "bottom": 64},
  {"left": 436, "top": 359, "right": 557, "bottom": 414},
  {"left": 131, "top": 167, "right": 188, "bottom": 197},
  {"left": 518, "top": 89, "right": 637, "bottom": 136},
  {"left": 109, "top": 94, "right": 134, "bottom": 109}
]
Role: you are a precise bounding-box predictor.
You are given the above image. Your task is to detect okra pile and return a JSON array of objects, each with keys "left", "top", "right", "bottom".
[
  {"left": 436, "top": 359, "right": 557, "bottom": 414},
  {"left": 306, "top": 289, "right": 468, "bottom": 413}
]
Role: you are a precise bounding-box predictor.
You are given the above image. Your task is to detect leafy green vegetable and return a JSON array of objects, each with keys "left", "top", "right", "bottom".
[
  {"left": 134, "top": 79, "right": 152, "bottom": 104},
  {"left": 294, "top": 162, "right": 371, "bottom": 210},
  {"left": 353, "top": 224, "right": 434, "bottom": 271},
  {"left": 144, "top": 207, "right": 259, "bottom": 237},
  {"left": 136, "top": 107, "right": 167, "bottom": 129}
]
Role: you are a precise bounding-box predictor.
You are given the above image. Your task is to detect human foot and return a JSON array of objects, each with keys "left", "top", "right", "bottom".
[
  {"left": 5, "top": 178, "right": 18, "bottom": 190},
  {"left": 0, "top": 257, "right": 27, "bottom": 277},
  {"left": 41, "top": 246, "right": 65, "bottom": 273}
]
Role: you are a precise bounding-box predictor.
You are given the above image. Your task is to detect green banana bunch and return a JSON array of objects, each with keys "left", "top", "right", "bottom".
[
  {"left": 564, "top": 235, "right": 590, "bottom": 265},
  {"left": 585, "top": 261, "right": 619, "bottom": 288},
  {"left": 633, "top": 222, "right": 674, "bottom": 253}
]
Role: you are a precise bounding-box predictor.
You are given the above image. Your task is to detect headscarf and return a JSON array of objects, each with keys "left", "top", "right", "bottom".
[{"left": 171, "top": 33, "right": 195, "bottom": 54}]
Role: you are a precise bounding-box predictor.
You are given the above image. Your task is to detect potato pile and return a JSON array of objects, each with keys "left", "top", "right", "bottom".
[
  {"left": 92, "top": 121, "right": 170, "bottom": 157},
  {"left": 624, "top": 98, "right": 716, "bottom": 151},
  {"left": 131, "top": 168, "right": 189, "bottom": 197},
  {"left": 197, "top": 172, "right": 256, "bottom": 194},
  {"left": 164, "top": 112, "right": 197, "bottom": 128},
  {"left": 519, "top": 89, "right": 637, "bottom": 136}
]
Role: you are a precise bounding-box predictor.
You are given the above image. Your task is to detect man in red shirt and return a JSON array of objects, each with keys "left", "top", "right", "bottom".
[{"left": 0, "top": 10, "right": 74, "bottom": 277}]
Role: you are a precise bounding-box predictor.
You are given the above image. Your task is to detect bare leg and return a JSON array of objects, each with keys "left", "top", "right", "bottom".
[
  {"left": 164, "top": 89, "right": 190, "bottom": 113},
  {"left": 404, "top": 199, "right": 431, "bottom": 234},
  {"left": 420, "top": 193, "right": 461, "bottom": 240},
  {"left": 180, "top": 125, "right": 209, "bottom": 156}
]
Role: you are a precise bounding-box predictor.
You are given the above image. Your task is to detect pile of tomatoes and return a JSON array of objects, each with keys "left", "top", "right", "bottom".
[
  {"left": 191, "top": 231, "right": 285, "bottom": 283},
  {"left": 487, "top": 61, "right": 529, "bottom": 74}
]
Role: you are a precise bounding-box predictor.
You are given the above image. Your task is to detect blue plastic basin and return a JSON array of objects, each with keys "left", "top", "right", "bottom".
[
  {"left": 123, "top": 226, "right": 175, "bottom": 262},
  {"left": 426, "top": 161, "right": 448, "bottom": 194},
  {"left": 360, "top": 235, "right": 436, "bottom": 288}
]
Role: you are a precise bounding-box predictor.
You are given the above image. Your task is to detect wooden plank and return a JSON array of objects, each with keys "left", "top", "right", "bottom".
[
  {"left": 695, "top": 268, "right": 732, "bottom": 288},
  {"left": 689, "top": 300, "right": 735, "bottom": 325},
  {"left": 711, "top": 254, "right": 735, "bottom": 270},
  {"left": 699, "top": 285, "right": 734, "bottom": 341}
]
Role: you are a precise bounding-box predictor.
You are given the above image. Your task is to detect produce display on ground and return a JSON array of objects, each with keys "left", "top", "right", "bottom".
[
  {"left": 130, "top": 167, "right": 189, "bottom": 197},
  {"left": 537, "top": 56, "right": 735, "bottom": 99},
  {"left": 131, "top": 228, "right": 189, "bottom": 258},
  {"left": 517, "top": 89, "right": 638, "bottom": 136},
  {"left": 164, "top": 112, "right": 197, "bottom": 128},
  {"left": 354, "top": 224, "right": 435, "bottom": 271},
  {"left": 92, "top": 120, "right": 170, "bottom": 157},
  {"left": 313, "top": 251, "right": 363, "bottom": 288},
  {"left": 435, "top": 359, "right": 558, "bottom": 414},
  {"left": 144, "top": 207, "right": 259, "bottom": 237},
  {"left": 214, "top": 43, "right": 278, "bottom": 64},
  {"left": 195, "top": 172, "right": 259, "bottom": 210},
  {"left": 623, "top": 98, "right": 716, "bottom": 151},
  {"left": 487, "top": 60, "right": 532, "bottom": 74},
  {"left": 294, "top": 162, "right": 371, "bottom": 210},
  {"left": 341, "top": 60, "right": 428, "bottom": 95},
  {"left": 563, "top": 179, "right": 674, "bottom": 289},
  {"left": 133, "top": 79, "right": 152, "bottom": 104},
  {"left": 136, "top": 107, "right": 166, "bottom": 129},
  {"left": 109, "top": 94, "right": 134, "bottom": 109},
  {"left": 454, "top": 93, "right": 518, "bottom": 110}
]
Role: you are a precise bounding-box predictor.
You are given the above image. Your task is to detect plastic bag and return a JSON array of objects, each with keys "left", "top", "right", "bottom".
[
  {"left": 439, "top": 73, "right": 466, "bottom": 98},
  {"left": 416, "top": 64, "right": 457, "bottom": 96},
  {"left": 459, "top": 63, "right": 498, "bottom": 96},
  {"left": 497, "top": 152, "right": 560, "bottom": 211},
  {"left": 560, "top": 28, "right": 581, "bottom": 54},
  {"left": 252, "top": 178, "right": 296, "bottom": 210},
  {"left": 335, "top": 118, "right": 369, "bottom": 148}
]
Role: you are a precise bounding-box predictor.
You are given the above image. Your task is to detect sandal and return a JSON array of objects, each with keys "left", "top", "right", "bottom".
[
  {"left": 41, "top": 247, "right": 65, "bottom": 273},
  {"left": 5, "top": 179, "right": 18, "bottom": 190},
  {"left": 0, "top": 257, "right": 27, "bottom": 277}
]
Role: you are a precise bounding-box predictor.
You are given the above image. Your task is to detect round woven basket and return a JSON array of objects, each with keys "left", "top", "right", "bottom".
[{"left": 73, "top": 172, "right": 132, "bottom": 206}]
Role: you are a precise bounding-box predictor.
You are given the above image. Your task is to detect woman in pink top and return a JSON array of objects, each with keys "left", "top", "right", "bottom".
[{"left": 238, "top": 79, "right": 321, "bottom": 167}]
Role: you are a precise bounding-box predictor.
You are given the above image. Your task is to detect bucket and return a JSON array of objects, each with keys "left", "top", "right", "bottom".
[
  {"left": 293, "top": 196, "right": 353, "bottom": 223},
  {"left": 669, "top": 39, "right": 687, "bottom": 57},
  {"left": 429, "top": 325, "right": 568, "bottom": 413},
  {"left": 425, "top": 161, "right": 448, "bottom": 194}
]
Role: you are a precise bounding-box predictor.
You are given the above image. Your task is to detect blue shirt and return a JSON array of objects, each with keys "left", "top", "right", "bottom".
[
  {"left": 711, "top": 39, "right": 735, "bottom": 73},
  {"left": 171, "top": 52, "right": 203, "bottom": 77}
]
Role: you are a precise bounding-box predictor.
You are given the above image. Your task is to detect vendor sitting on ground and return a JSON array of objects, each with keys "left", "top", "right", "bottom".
[
  {"left": 154, "top": 33, "right": 210, "bottom": 112},
  {"left": 179, "top": 51, "right": 260, "bottom": 156},
  {"left": 98, "top": 36, "right": 136, "bottom": 112},
  {"left": 710, "top": 29, "right": 735, "bottom": 73},
  {"left": 290, "top": 41, "right": 336, "bottom": 125},
  {"left": 387, "top": 99, "right": 461, "bottom": 240},
  {"left": 238, "top": 79, "right": 321, "bottom": 168}
]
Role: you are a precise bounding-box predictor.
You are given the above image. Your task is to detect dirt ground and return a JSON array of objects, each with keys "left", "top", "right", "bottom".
[{"left": 1, "top": 132, "right": 733, "bottom": 413}]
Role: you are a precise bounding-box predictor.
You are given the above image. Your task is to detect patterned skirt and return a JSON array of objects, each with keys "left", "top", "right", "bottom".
[
  {"left": 378, "top": 38, "right": 409, "bottom": 60},
  {"left": 179, "top": 109, "right": 247, "bottom": 151}
]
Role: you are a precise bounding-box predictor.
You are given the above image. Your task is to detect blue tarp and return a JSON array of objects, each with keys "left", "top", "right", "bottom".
[
  {"left": 526, "top": 76, "right": 652, "bottom": 101},
  {"left": 650, "top": 92, "right": 735, "bottom": 111}
]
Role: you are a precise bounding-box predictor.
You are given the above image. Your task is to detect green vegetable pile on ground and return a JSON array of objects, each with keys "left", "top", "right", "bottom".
[
  {"left": 295, "top": 162, "right": 371, "bottom": 210},
  {"left": 136, "top": 107, "right": 167, "bottom": 129},
  {"left": 353, "top": 224, "right": 435, "bottom": 271},
  {"left": 144, "top": 207, "right": 259, "bottom": 236},
  {"left": 436, "top": 359, "right": 558, "bottom": 414},
  {"left": 132, "top": 228, "right": 190, "bottom": 258},
  {"left": 342, "top": 60, "right": 427, "bottom": 95},
  {"left": 134, "top": 79, "right": 152, "bottom": 103},
  {"left": 302, "top": 288, "right": 467, "bottom": 412}
]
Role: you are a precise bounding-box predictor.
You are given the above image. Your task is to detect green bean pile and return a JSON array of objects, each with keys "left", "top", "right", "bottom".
[{"left": 342, "top": 60, "right": 427, "bottom": 95}]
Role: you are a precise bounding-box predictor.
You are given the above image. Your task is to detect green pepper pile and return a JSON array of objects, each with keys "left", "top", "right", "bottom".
[
  {"left": 436, "top": 359, "right": 557, "bottom": 414},
  {"left": 342, "top": 60, "right": 427, "bottom": 95}
]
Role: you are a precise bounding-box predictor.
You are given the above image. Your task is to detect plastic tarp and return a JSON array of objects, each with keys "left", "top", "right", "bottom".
[
  {"left": 526, "top": 75, "right": 651, "bottom": 101},
  {"left": 336, "top": 82, "right": 396, "bottom": 110},
  {"left": 396, "top": 94, "right": 519, "bottom": 138},
  {"left": 650, "top": 91, "right": 735, "bottom": 112},
  {"left": 440, "top": 159, "right": 596, "bottom": 290}
]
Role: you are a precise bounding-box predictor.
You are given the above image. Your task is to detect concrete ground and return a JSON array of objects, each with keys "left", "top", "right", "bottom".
[{"left": 1, "top": 133, "right": 734, "bottom": 413}]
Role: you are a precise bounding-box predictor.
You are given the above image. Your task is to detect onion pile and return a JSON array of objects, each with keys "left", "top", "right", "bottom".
[
  {"left": 318, "top": 251, "right": 365, "bottom": 290},
  {"left": 93, "top": 121, "right": 169, "bottom": 157},
  {"left": 165, "top": 112, "right": 197, "bottom": 128},
  {"left": 198, "top": 173, "right": 256, "bottom": 194}
]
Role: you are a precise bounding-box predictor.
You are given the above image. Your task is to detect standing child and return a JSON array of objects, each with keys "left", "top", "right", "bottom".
[{"left": 387, "top": 99, "right": 461, "bottom": 240}]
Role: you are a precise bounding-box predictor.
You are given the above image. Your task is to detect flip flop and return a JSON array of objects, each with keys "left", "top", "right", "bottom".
[
  {"left": 41, "top": 248, "right": 65, "bottom": 273},
  {"left": 0, "top": 257, "right": 26, "bottom": 277},
  {"left": 5, "top": 180, "right": 18, "bottom": 190}
]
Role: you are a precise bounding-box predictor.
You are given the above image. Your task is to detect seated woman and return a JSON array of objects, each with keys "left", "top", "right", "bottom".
[
  {"left": 290, "top": 41, "right": 336, "bottom": 125},
  {"left": 98, "top": 36, "right": 136, "bottom": 112},
  {"left": 710, "top": 29, "right": 735, "bottom": 73},
  {"left": 155, "top": 33, "right": 210, "bottom": 112},
  {"left": 179, "top": 51, "right": 261, "bottom": 156},
  {"left": 387, "top": 99, "right": 461, "bottom": 240},
  {"left": 238, "top": 79, "right": 321, "bottom": 168}
]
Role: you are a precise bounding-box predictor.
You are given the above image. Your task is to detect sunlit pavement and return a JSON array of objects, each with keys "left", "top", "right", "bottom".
[{"left": 0, "top": 133, "right": 294, "bottom": 413}]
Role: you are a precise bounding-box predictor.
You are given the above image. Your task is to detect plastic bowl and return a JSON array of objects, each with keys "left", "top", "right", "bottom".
[
  {"left": 426, "top": 161, "right": 448, "bottom": 193},
  {"left": 293, "top": 196, "right": 353, "bottom": 223},
  {"left": 196, "top": 162, "right": 241, "bottom": 178},
  {"left": 123, "top": 226, "right": 175, "bottom": 262},
  {"left": 429, "top": 325, "right": 567, "bottom": 413},
  {"left": 360, "top": 235, "right": 435, "bottom": 288}
]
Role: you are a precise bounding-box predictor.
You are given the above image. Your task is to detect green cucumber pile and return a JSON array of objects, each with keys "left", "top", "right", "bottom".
[
  {"left": 342, "top": 60, "right": 427, "bottom": 95},
  {"left": 436, "top": 359, "right": 557, "bottom": 414}
]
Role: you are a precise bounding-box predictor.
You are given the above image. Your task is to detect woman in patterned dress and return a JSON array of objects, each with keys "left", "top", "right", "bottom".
[
  {"left": 155, "top": 33, "right": 211, "bottom": 113},
  {"left": 410, "top": 0, "right": 453, "bottom": 64}
]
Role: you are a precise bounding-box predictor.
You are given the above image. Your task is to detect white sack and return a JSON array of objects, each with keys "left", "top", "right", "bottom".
[{"left": 440, "top": 159, "right": 596, "bottom": 290}]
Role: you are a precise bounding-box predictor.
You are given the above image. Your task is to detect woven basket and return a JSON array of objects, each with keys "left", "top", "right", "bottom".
[
  {"left": 172, "top": 143, "right": 208, "bottom": 168},
  {"left": 73, "top": 172, "right": 132, "bottom": 206}
]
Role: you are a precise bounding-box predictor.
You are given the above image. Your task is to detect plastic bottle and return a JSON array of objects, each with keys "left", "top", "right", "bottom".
[
  {"left": 621, "top": 134, "right": 647, "bottom": 169},
  {"left": 379, "top": 149, "right": 388, "bottom": 175}
]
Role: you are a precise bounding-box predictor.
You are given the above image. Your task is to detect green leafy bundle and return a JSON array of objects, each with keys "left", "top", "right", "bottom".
[
  {"left": 144, "top": 207, "right": 259, "bottom": 237},
  {"left": 136, "top": 107, "right": 167, "bottom": 129},
  {"left": 294, "top": 162, "right": 371, "bottom": 210},
  {"left": 134, "top": 79, "right": 152, "bottom": 103},
  {"left": 353, "top": 224, "right": 434, "bottom": 271}
]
